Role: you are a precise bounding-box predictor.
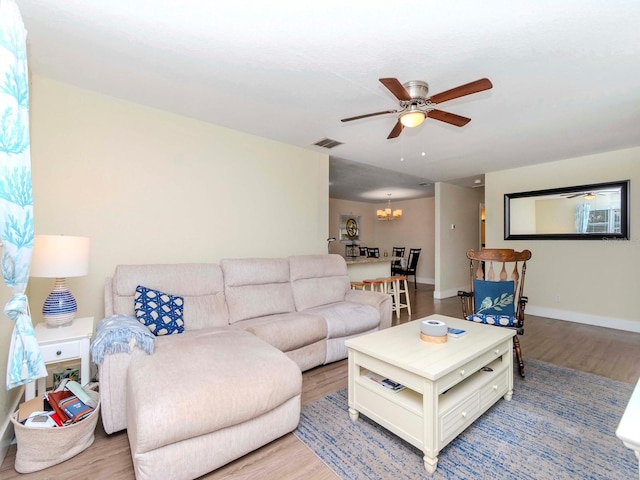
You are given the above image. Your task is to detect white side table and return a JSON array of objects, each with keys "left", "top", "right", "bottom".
[{"left": 25, "top": 316, "right": 94, "bottom": 401}]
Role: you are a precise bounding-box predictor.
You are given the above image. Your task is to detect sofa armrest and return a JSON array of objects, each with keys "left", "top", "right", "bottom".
[
  {"left": 345, "top": 290, "right": 393, "bottom": 330},
  {"left": 98, "top": 343, "right": 148, "bottom": 434}
]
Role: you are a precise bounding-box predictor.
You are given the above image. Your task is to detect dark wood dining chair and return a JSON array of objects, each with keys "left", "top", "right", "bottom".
[
  {"left": 391, "top": 247, "right": 405, "bottom": 275},
  {"left": 394, "top": 248, "right": 420, "bottom": 288},
  {"left": 457, "top": 248, "right": 532, "bottom": 377},
  {"left": 366, "top": 247, "right": 380, "bottom": 258}
]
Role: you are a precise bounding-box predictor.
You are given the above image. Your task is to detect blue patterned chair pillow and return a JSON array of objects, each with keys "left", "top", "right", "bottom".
[
  {"left": 466, "top": 313, "right": 518, "bottom": 327},
  {"left": 473, "top": 279, "right": 515, "bottom": 316},
  {"left": 134, "top": 285, "right": 184, "bottom": 336}
]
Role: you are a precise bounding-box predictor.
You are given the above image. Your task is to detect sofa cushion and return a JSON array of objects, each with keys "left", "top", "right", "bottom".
[
  {"left": 235, "top": 312, "right": 327, "bottom": 353},
  {"left": 134, "top": 285, "right": 184, "bottom": 336},
  {"left": 127, "top": 328, "right": 302, "bottom": 454},
  {"left": 109, "top": 264, "right": 228, "bottom": 330},
  {"left": 306, "top": 301, "right": 380, "bottom": 339},
  {"left": 289, "top": 254, "right": 350, "bottom": 311},
  {"left": 221, "top": 258, "right": 295, "bottom": 324}
]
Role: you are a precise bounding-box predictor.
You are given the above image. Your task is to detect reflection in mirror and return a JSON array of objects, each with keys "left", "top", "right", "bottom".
[{"left": 505, "top": 180, "right": 630, "bottom": 240}]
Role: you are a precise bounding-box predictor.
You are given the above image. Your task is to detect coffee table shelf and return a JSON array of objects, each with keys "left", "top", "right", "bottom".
[
  {"left": 346, "top": 315, "right": 515, "bottom": 475},
  {"left": 358, "top": 370, "right": 423, "bottom": 413}
]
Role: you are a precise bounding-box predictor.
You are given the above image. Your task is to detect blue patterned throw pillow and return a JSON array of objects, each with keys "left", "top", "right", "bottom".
[
  {"left": 473, "top": 279, "right": 515, "bottom": 316},
  {"left": 134, "top": 285, "right": 184, "bottom": 336}
]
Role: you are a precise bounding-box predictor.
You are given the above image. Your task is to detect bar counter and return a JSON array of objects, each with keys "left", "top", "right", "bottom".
[{"left": 344, "top": 256, "right": 395, "bottom": 282}]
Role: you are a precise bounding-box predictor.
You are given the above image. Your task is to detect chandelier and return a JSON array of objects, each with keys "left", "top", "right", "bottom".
[{"left": 377, "top": 194, "right": 402, "bottom": 221}]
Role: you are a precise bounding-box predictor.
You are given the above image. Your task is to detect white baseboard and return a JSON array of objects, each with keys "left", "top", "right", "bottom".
[
  {"left": 417, "top": 276, "right": 435, "bottom": 286},
  {"left": 527, "top": 305, "right": 640, "bottom": 333},
  {"left": 433, "top": 285, "right": 466, "bottom": 300},
  {"left": 0, "top": 386, "right": 23, "bottom": 466}
]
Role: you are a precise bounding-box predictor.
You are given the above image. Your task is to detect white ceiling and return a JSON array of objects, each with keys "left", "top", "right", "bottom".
[{"left": 15, "top": 0, "right": 640, "bottom": 202}]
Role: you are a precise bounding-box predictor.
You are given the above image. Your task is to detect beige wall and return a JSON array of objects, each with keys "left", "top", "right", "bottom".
[
  {"left": 27, "top": 76, "right": 329, "bottom": 323},
  {"left": 536, "top": 198, "right": 575, "bottom": 234},
  {"left": 434, "top": 182, "right": 484, "bottom": 298},
  {"left": 485, "top": 147, "right": 639, "bottom": 331},
  {"left": 329, "top": 197, "right": 435, "bottom": 283},
  {"left": 1, "top": 75, "right": 329, "bottom": 453}
]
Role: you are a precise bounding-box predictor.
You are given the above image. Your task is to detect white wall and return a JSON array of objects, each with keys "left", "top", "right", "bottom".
[
  {"left": 329, "top": 197, "right": 435, "bottom": 283},
  {"left": 1, "top": 75, "right": 329, "bottom": 455},
  {"left": 435, "top": 182, "right": 484, "bottom": 299},
  {"left": 485, "top": 147, "right": 640, "bottom": 332}
]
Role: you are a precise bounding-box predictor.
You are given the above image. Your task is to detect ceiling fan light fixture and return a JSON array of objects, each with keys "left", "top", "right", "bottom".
[
  {"left": 400, "top": 110, "right": 426, "bottom": 128},
  {"left": 584, "top": 193, "right": 596, "bottom": 200}
]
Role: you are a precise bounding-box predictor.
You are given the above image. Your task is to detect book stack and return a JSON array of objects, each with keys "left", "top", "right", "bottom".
[
  {"left": 363, "top": 371, "right": 406, "bottom": 393},
  {"left": 46, "top": 380, "right": 96, "bottom": 426},
  {"left": 19, "top": 380, "right": 97, "bottom": 428}
]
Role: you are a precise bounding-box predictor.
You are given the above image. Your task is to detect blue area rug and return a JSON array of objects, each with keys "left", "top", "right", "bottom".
[{"left": 294, "top": 359, "right": 636, "bottom": 479}]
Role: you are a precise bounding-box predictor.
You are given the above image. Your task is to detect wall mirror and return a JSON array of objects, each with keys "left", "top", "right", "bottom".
[{"left": 504, "top": 180, "right": 630, "bottom": 240}]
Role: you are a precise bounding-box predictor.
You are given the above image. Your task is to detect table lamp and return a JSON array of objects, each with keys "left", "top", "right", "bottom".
[{"left": 30, "top": 235, "right": 90, "bottom": 328}]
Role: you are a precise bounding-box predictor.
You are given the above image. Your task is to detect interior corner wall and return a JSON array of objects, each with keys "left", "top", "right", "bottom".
[
  {"left": 329, "top": 197, "right": 435, "bottom": 283},
  {"left": 484, "top": 147, "right": 640, "bottom": 332},
  {"left": 435, "top": 182, "right": 484, "bottom": 299}
]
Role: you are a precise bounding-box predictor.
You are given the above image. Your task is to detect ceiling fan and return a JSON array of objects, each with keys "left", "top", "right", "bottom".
[
  {"left": 341, "top": 77, "right": 493, "bottom": 139},
  {"left": 561, "top": 191, "right": 617, "bottom": 199}
]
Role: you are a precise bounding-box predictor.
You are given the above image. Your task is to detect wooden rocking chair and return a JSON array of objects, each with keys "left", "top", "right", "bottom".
[{"left": 458, "top": 248, "right": 532, "bottom": 377}]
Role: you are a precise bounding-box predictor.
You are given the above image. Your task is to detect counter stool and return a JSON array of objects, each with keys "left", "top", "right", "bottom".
[
  {"left": 379, "top": 277, "right": 396, "bottom": 295},
  {"left": 379, "top": 277, "right": 399, "bottom": 316},
  {"left": 390, "top": 275, "right": 411, "bottom": 319},
  {"left": 362, "top": 278, "right": 385, "bottom": 293},
  {"left": 350, "top": 281, "right": 366, "bottom": 290}
]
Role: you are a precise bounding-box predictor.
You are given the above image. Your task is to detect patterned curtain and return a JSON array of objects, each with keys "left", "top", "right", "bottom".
[
  {"left": 0, "top": 0, "right": 46, "bottom": 389},
  {"left": 574, "top": 203, "right": 591, "bottom": 233}
]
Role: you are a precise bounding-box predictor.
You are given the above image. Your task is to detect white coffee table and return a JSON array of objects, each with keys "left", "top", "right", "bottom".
[{"left": 345, "top": 314, "right": 515, "bottom": 475}]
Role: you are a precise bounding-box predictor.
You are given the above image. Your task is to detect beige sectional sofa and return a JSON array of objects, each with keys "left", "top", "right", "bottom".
[{"left": 98, "top": 254, "right": 391, "bottom": 480}]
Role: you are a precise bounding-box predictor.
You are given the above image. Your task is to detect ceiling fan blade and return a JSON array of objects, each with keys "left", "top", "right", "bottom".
[
  {"left": 379, "top": 78, "right": 411, "bottom": 101},
  {"left": 387, "top": 120, "right": 404, "bottom": 139},
  {"left": 341, "top": 110, "right": 398, "bottom": 122},
  {"left": 429, "top": 78, "right": 493, "bottom": 105},
  {"left": 428, "top": 109, "right": 471, "bottom": 127}
]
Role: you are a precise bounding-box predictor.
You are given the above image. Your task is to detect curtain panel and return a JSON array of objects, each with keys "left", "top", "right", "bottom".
[{"left": 0, "top": 0, "right": 46, "bottom": 389}]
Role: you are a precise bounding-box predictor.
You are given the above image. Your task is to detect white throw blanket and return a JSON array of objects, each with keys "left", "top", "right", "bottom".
[{"left": 90, "top": 315, "right": 155, "bottom": 364}]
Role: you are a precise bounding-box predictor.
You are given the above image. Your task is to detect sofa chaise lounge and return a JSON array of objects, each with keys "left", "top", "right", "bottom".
[{"left": 97, "top": 254, "right": 391, "bottom": 480}]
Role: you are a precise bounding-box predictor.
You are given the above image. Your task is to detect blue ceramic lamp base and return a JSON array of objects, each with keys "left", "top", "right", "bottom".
[{"left": 43, "top": 278, "right": 77, "bottom": 328}]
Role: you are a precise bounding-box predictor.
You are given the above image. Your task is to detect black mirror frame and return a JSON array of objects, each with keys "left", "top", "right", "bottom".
[{"left": 504, "top": 180, "right": 630, "bottom": 240}]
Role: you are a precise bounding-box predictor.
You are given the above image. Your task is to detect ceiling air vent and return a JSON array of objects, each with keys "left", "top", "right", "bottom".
[{"left": 313, "top": 138, "right": 343, "bottom": 149}]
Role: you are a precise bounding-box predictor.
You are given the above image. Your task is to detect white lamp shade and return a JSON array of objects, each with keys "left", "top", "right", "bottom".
[{"left": 30, "top": 235, "right": 90, "bottom": 278}]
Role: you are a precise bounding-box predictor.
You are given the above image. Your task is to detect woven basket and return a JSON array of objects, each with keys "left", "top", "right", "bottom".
[{"left": 10, "top": 389, "right": 100, "bottom": 473}]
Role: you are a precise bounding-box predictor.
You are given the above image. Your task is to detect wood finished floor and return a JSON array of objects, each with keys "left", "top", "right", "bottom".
[{"left": 2, "top": 283, "right": 639, "bottom": 479}]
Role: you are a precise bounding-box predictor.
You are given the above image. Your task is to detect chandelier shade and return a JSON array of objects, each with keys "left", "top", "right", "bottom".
[{"left": 377, "top": 194, "right": 402, "bottom": 221}]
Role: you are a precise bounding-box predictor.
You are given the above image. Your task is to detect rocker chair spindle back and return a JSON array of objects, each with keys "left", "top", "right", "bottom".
[{"left": 459, "top": 248, "right": 532, "bottom": 377}]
